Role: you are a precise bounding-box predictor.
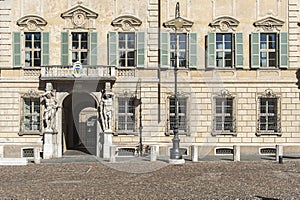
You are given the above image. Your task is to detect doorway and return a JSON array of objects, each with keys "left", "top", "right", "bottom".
[{"left": 62, "top": 93, "right": 99, "bottom": 156}]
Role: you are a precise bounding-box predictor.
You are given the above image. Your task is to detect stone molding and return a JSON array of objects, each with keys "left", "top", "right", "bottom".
[
  {"left": 17, "top": 15, "right": 47, "bottom": 31},
  {"left": 209, "top": 16, "right": 239, "bottom": 32},
  {"left": 253, "top": 16, "right": 284, "bottom": 32},
  {"left": 61, "top": 4, "right": 98, "bottom": 29},
  {"left": 111, "top": 15, "right": 142, "bottom": 31},
  {"left": 163, "top": 16, "right": 194, "bottom": 32}
]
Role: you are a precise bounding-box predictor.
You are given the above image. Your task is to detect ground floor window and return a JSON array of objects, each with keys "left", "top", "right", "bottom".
[
  {"left": 169, "top": 96, "right": 187, "bottom": 132},
  {"left": 20, "top": 97, "right": 41, "bottom": 134},
  {"left": 118, "top": 97, "right": 136, "bottom": 132}
]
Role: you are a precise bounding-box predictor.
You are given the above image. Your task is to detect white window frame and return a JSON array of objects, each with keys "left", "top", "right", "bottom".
[
  {"left": 71, "top": 32, "right": 89, "bottom": 65},
  {"left": 24, "top": 32, "right": 41, "bottom": 67},
  {"left": 117, "top": 97, "right": 136, "bottom": 134},
  {"left": 215, "top": 33, "right": 233, "bottom": 68},
  {"left": 170, "top": 33, "right": 187, "bottom": 68},
  {"left": 259, "top": 33, "right": 277, "bottom": 68},
  {"left": 118, "top": 32, "right": 136, "bottom": 68}
]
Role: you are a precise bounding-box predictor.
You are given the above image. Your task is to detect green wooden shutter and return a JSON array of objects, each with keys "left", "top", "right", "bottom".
[
  {"left": 235, "top": 32, "right": 244, "bottom": 69},
  {"left": 251, "top": 32, "right": 260, "bottom": 69},
  {"left": 136, "top": 32, "right": 145, "bottom": 68},
  {"left": 207, "top": 32, "right": 215, "bottom": 69},
  {"left": 188, "top": 32, "right": 198, "bottom": 69},
  {"left": 89, "top": 32, "right": 98, "bottom": 65},
  {"left": 42, "top": 32, "right": 50, "bottom": 66},
  {"left": 160, "top": 32, "right": 169, "bottom": 68},
  {"left": 279, "top": 32, "right": 288, "bottom": 69},
  {"left": 61, "top": 32, "right": 69, "bottom": 66},
  {"left": 108, "top": 31, "right": 118, "bottom": 66},
  {"left": 13, "top": 32, "right": 21, "bottom": 68}
]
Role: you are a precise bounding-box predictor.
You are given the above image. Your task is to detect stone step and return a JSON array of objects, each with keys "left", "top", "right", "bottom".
[{"left": 0, "top": 158, "right": 28, "bottom": 166}]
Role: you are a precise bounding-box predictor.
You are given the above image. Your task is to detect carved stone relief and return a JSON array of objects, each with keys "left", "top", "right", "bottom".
[
  {"left": 61, "top": 4, "right": 98, "bottom": 29},
  {"left": 111, "top": 15, "right": 142, "bottom": 31},
  {"left": 209, "top": 16, "right": 239, "bottom": 32},
  {"left": 17, "top": 15, "right": 47, "bottom": 31},
  {"left": 253, "top": 16, "right": 284, "bottom": 32}
]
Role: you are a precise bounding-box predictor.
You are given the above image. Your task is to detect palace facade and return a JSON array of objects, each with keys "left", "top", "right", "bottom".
[{"left": 0, "top": 0, "right": 299, "bottom": 159}]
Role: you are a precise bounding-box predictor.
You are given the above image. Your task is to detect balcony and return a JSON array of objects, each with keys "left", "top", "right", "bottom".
[{"left": 40, "top": 65, "right": 116, "bottom": 81}]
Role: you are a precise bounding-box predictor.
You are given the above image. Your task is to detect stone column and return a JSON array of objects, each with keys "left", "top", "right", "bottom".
[
  {"left": 233, "top": 145, "right": 240, "bottom": 162},
  {"left": 191, "top": 145, "right": 198, "bottom": 162}
]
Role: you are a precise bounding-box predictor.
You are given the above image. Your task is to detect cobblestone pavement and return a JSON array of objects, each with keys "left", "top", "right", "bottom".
[{"left": 0, "top": 159, "right": 299, "bottom": 199}]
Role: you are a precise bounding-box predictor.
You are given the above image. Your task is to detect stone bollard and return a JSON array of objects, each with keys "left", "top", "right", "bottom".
[
  {"left": 276, "top": 145, "right": 283, "bottom": 164},
  {"left": 191, "top": 145, "right": 198, "bottom": 162},
  {"left": 233, "top": 145, "right": 240, "bottom": 162},
  {"left": 110, "top": 146, "right": 117, "bottom": 163},
  {"left": 150, "top": 145, "right": 158, "bottom": 162},
  {"left": 34, "top": 148, "right": 41, "bottom": 164}
]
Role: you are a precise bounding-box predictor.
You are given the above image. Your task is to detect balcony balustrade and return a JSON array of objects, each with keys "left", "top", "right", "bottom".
[{"left": 40, "top": 65, "right": 116, "bottom": 80}]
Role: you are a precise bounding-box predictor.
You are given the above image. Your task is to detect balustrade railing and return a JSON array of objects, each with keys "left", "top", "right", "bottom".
[{"left": 40, "top": 65, "right": 116, "bottom": 79}]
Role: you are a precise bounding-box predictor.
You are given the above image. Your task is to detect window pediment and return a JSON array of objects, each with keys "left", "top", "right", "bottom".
[
  {"left": 163, "top": 17, "right": 194, "bottom": 32},
  {"left": 209, "top": 16, "right": 239, "bottom": 32},
  {"left": 111, "top": 15, "right": 142, "bottom": 31},
  {"left": 61, "top": 4, "right": 98, "bottom": 29},
  {"left": 21, "top": 90, "right": 41, "bottom": 98},
  {"left": 253, "top": 16, "right": 284, "bottom": 32},
  {"left": 17, "top": 15, "right": 47, "bottom": 31}
]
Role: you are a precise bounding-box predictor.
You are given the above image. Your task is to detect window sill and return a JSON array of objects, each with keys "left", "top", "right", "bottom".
[
  {"left": 19, "top": 131, "right": 43, "bottom": 136},
  {"left": 165, "top": 130, "right": 190, "bottom": 136},
  {"left": 211, "top": 132, "right": 237, "bottom": 136},
  {"left": 256, "top": 132, "right": 282, "bottom": 137},
  {"left": 114, "top": 131, "right": 138, "bottom": 136}
]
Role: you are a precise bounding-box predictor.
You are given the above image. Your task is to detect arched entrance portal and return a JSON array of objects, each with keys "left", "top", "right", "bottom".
[{"left": 62, "top": 93, "right": 100, "bottom": 156}]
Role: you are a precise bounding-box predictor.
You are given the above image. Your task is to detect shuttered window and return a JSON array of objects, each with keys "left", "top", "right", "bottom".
[
  {"left": 160, "top": 32, "right": 198, "bottom": 69},
  {"left": 207, "top": 32, "right": 243, "bottom": 69},
  {"left": 251, "top": 32, "right": 288, "bottom": 69},
  {"left": 108, "top": 31, "right": 145, "bottom": 68}
]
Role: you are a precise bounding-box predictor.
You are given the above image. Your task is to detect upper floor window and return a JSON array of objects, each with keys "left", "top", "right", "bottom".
[
  {"left": 108, "top": 31, "right": 145, "bottom": 68},
  {"left": 61, "top": 31, "right": 98, "bottom": 66},
  {"left": 160, "top": 32, "right": 198, "bottom": 69},
  {"left": 251, "top": 32, "right": 288, "bottom": 69},
  {"left": 170, "top": 33, "right": 187, "bottom": 67},
  {"left": 118, "top": 33, "right": 135, "bottom": 67},
  {"left": 207, "top": 32, "right": 243, "bottom": 69},
  {"left": 71, "top": 32, "right": 88, "bottom": 65},
  {"left": 13, "top": 32, "right": 49, "bottom": 68},
  {"left": 24, "top": 32, "right": 41, "bottom": 67}
]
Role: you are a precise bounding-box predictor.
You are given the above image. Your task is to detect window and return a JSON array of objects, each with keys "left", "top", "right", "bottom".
[
  {"left": 13, "top": 32, "right": 49, "bottom": 68},
  {"left": 251, "top": 32, "right": 288, "bottom": 69},
  {"left": 118, "top": 97, "right": 135, "bottom": 131},
  {"left": 118, "top": 33, "right": 135, "bottom": 67},
  {"left": 24, "top": 32, "right": 41, "bottom": 67},
  {"left": 216, "top": 33, "right": 232, "bottom": 67},
  {"left": 71, "top": 32, "right": 88, "bottom": 65},
  {"left": 21, "top": 97, "right": 41, "bottom": 133},
  {"left": 170, "top": 33, "right": 187, "bottom": 67},
  {"left": 61, "top": 31, "right": 98, "bottom": 66},
  {"left": 259, "top": 97, "right": 278, "bottom": 132},
  {"left": 214, "top": 97, "right": 234, "bottom": 133},
  {"left": 169, "top": 97, "right": 187, "bottom": 132},
  {"left": 160, "top": 32, "right": 198, "bottom": 69},
  {"left": 108, "top": 31, "right": 145, "bottom": 68},
  {"left": 260, "top": 33, "right": 276, "bottom": 67},
  {"left": 207, "top": 32, "right": 243, "bottom": 69}
]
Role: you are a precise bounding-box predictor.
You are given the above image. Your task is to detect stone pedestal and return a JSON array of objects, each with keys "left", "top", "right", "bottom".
[
  {"left": 233, "top": 145, "right": 240, "bottom": 162},
  {"left": 110, "top": 146, "right": 117, "bottom": 163},
  {"left": 150, "top": 145, "right": 159, "bottom": 162},
  {"left": 103, "top": 132, "right": 112, "bottom": 159},
  {"left": 276, "top": 145, "right": 283, "bottom": 163},
  {"left": 191, "top": 145, "right": 198, "bottom": 162},
  {"left": 43, "top": 131, "right": 55, "bottom": 159}
]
